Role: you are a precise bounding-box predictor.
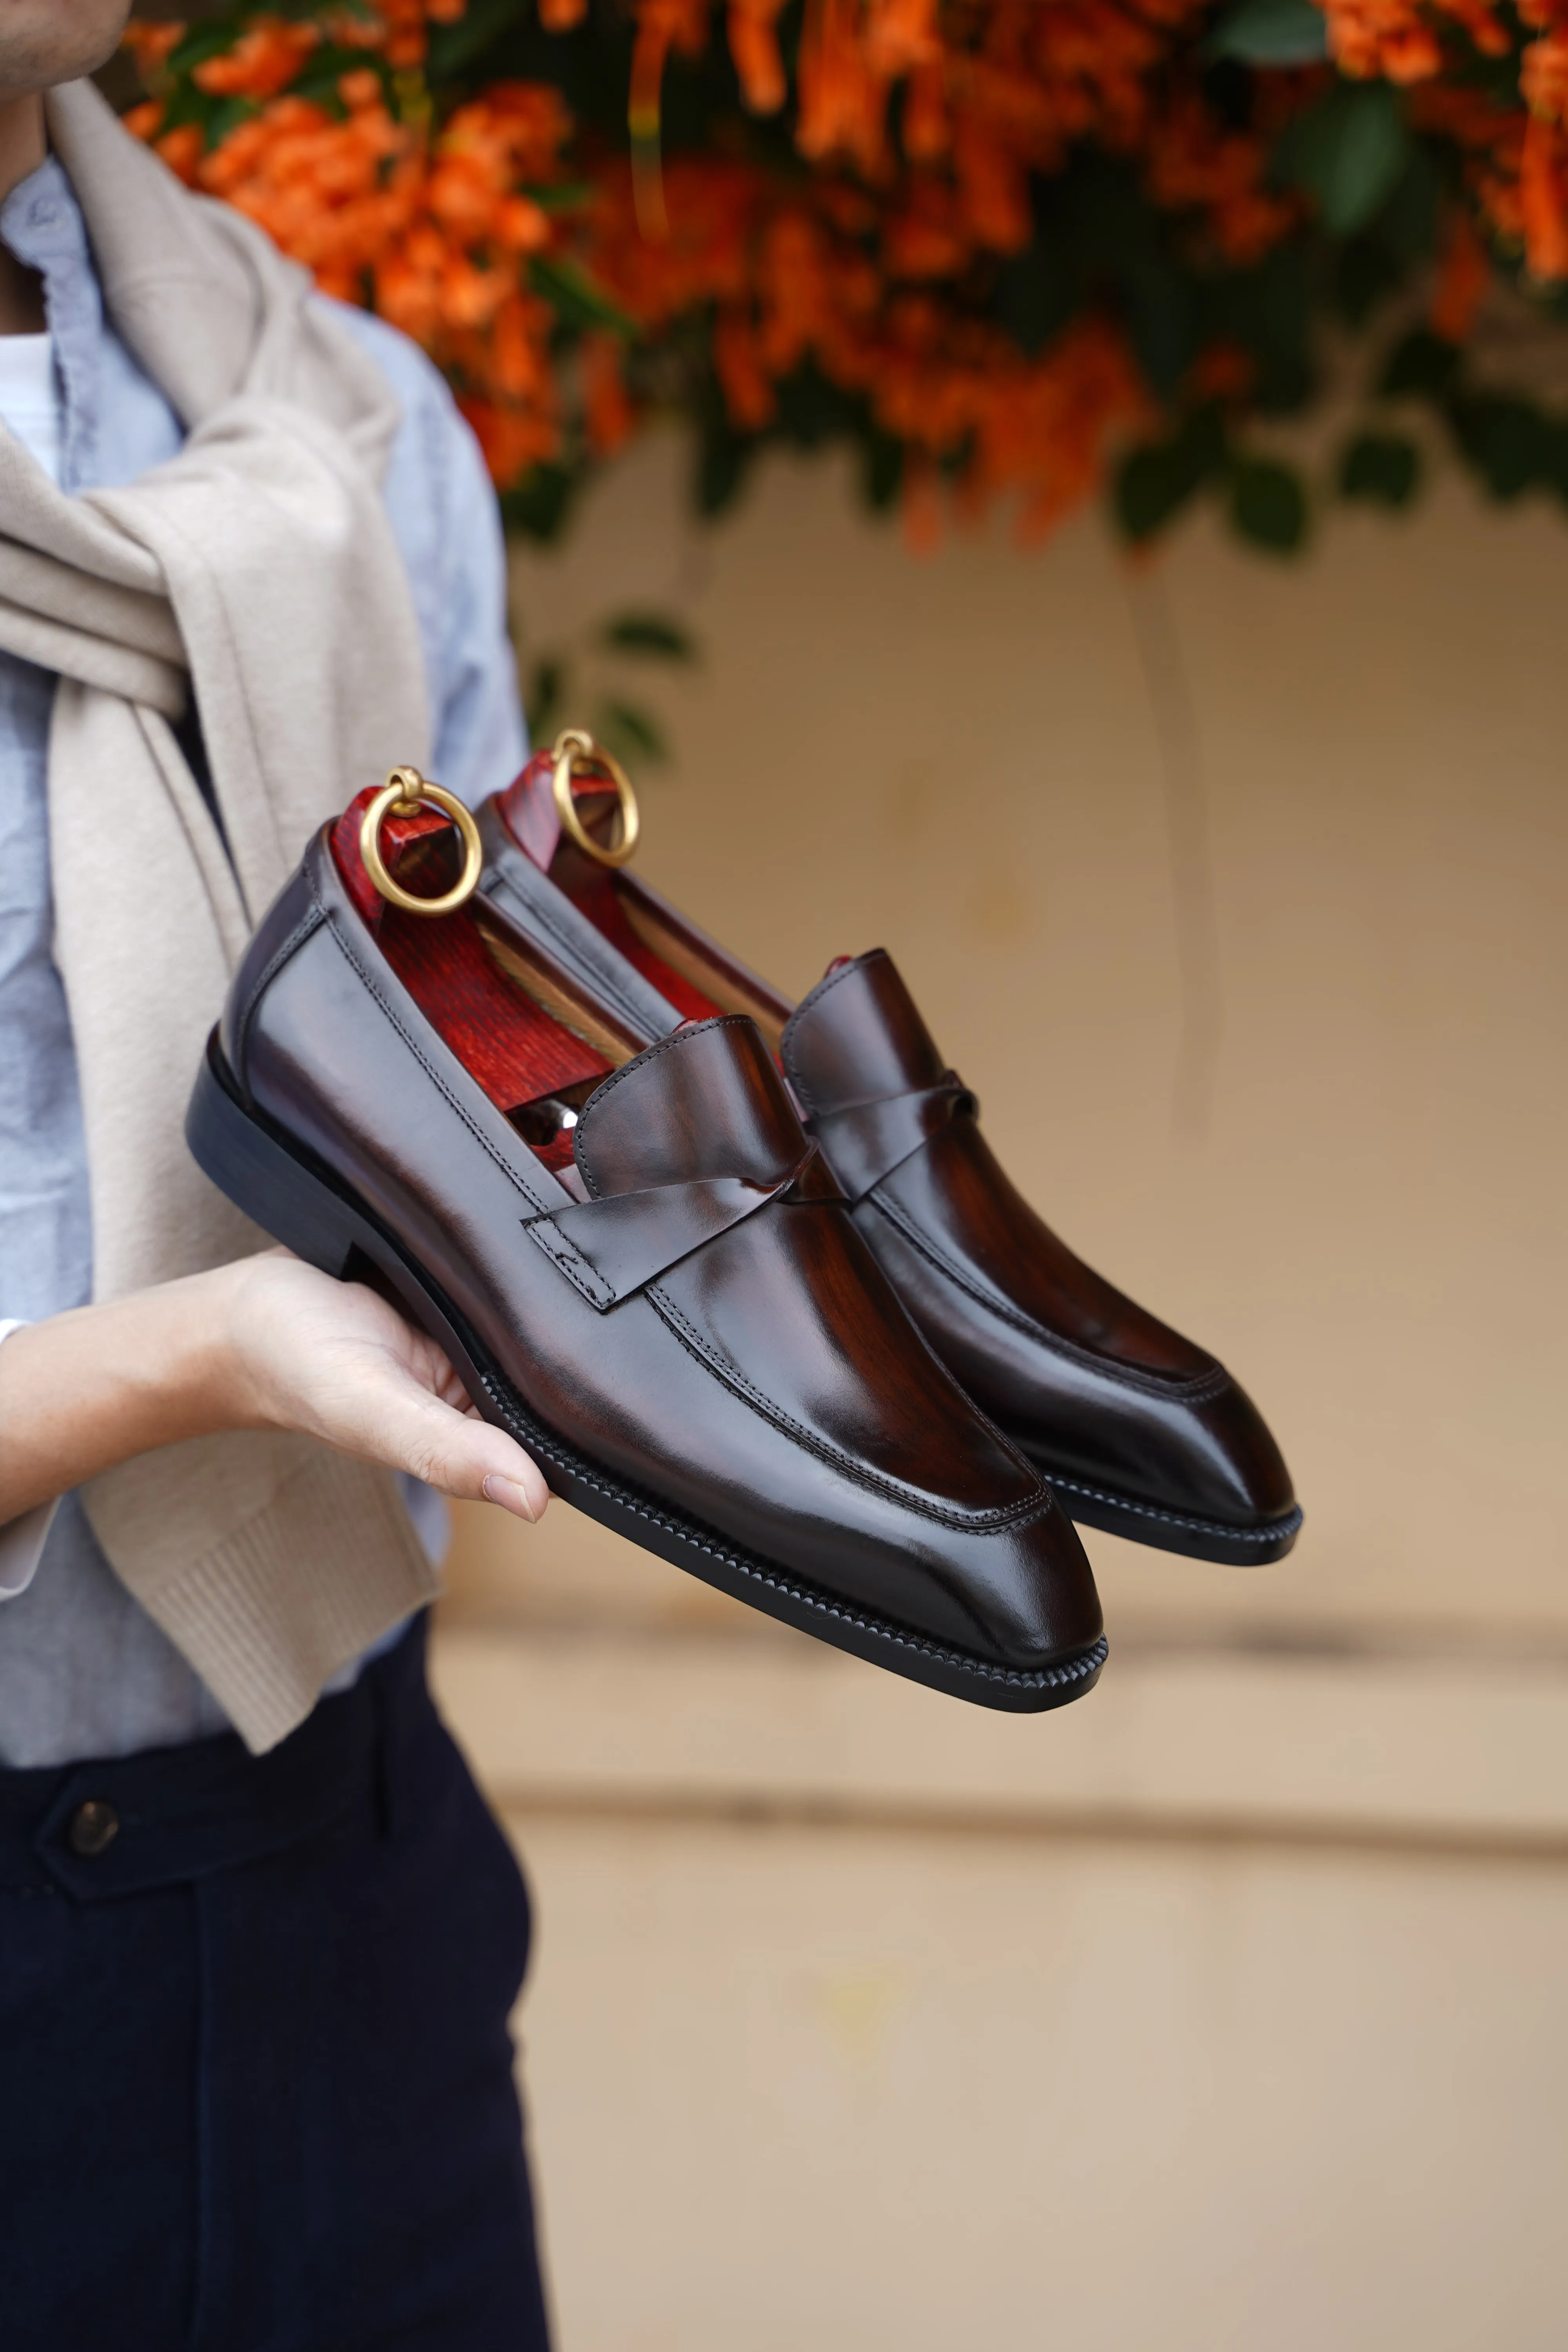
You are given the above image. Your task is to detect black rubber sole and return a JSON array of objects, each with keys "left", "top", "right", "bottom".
[
  {"left": 188, "top": 1038, "right": 1107, "bottom": 1713},
  {"left": 1028, "top": 1461, "right": 1303, "bottom": 1566}
]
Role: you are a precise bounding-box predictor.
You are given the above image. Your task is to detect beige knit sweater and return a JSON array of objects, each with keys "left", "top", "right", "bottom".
[{"left": 0, "top": 81, "right": 445, "bottom": 1752}]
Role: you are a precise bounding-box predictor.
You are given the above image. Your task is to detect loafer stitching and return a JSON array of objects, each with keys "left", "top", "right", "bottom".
[
  {"left": 867, "top": 1189, "right": 1232, "bottom": 1403},
  {"left": 572, "top": 1016, "right": 764, "bottom": 1198},
  {"left": 643, "top": 1281, "right": 1056, "bottom": 1534},
  {"left": 308, "top": 880, "right": 1090, "bottom": 1549},
  {"left": 233, "top": 902, "right": 324, "bottom": 1079},
  {"left": 476, "top": 1357, "right": 1107, "bottom": 1692},
  {"left": 779, "top": 951, "right": 891, "bottom": 1109},
  {"left": 315, "top": 885, "right": 612, "bottom": 1309},
  {"left": 1044, "top": 1470, "right": 1304, "bottom": 1545},
  {"left": 316, "top": 895, "right": 551, "bottom": 1210}
]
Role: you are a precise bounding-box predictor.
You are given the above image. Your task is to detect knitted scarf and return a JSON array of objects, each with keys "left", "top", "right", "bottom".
[{"left": 0, "top": 80, "right": 441, "bottom": 1751}]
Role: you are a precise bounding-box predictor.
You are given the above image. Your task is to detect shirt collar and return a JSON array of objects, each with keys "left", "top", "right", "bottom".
[{"left": 0, "top": 155, "right": 103, "bottom": 493}]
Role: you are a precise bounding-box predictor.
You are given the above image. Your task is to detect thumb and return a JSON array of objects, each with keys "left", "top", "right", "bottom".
[{"left": 360, "top": 1381, "right": 551, "bottom": 1524}]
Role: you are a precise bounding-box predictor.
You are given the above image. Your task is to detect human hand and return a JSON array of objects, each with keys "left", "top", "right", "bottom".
[
  {"left": 215, "top": 1250, "right": 550, "bottom": 1521},
  {"left": 0, "top": 1249, "right": 549, "bottom": 1526}
]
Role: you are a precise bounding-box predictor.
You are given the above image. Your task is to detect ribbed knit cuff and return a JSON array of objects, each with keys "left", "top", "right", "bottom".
[{"left": 142, "top": 1451, "right": 441, "bottom": 1753}]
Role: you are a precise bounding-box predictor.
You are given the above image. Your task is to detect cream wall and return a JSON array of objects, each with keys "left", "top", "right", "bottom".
[{"left": 432, "top": 437, "right": 1568, "bottom": 2349}]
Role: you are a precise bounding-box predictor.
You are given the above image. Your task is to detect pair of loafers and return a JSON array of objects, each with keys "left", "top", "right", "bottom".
[{"left": 188, "top": 739, "right": 1300, "bottom": 1715}]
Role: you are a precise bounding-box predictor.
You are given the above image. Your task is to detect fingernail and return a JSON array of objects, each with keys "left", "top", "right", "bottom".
[{"left": 482, "top": 1472, "right": 539, "bottom": 1523}]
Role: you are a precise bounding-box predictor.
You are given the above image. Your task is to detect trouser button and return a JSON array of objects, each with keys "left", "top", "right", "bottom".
[{"left": 67, "top": 1800, "right": 120, "bottom": 1858}]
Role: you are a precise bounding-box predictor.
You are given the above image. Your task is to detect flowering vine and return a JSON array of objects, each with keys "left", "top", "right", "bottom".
[{"left": 121, "top": 0, "right": 1568, "bottom": 553}]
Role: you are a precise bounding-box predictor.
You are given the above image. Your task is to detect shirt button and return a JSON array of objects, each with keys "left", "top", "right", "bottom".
[{"left": 67, "top": 1800, "right": 120, "bottom": 1858}]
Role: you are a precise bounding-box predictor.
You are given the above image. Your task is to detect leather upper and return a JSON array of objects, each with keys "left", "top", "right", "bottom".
[
  {"left": 477, "top": 813, "right": 1298, "bottom": 1542},
  {"left": 782, "top": 953, "right": 1296, "bottom": 1528},
  {"left": 224, "top": 831, "right": 1102, "bottom": 1668}
]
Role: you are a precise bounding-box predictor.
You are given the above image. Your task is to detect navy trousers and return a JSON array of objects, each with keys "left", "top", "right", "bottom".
[{"left": 0, "top": 1616, "right": 551, "bottom": 2350}]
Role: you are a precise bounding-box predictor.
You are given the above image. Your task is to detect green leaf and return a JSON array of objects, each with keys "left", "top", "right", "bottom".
[
  {"left": 1116, "top": 446, "right": 1197, "bottom": 541},
  {"left": 1229, "top": 457, "right": 1308, "bottom": 552},
  {"left": 425, "top": 0, "right": 526, "bottom": 78},
  {"left": 205, "top": 94, "right": 260, "bottom": 147},
  {"left": 525, "top": 656, "right": 567, "bottom": 746},
  {"left": 1113, "top": 405, "right": 1228, "bottom": 543},
  {"left": 1448, "top": 395, "right": 1549, "bottom": 501},
  {"left": 1376, "top": 145, "right": 1441, "bottom": 265},
  {"left": 1274, "top": 83, "right": 1411, "bottom": 238},
  {"left": 1332, "top": 156, "right": 1439, "bottom": 327},
  {"left": 1379, "top": 328, "right": 1460, "bottom": 401},
  {"left": 165, "top": 22, "right": 259, "bottom": 80},
  {"left": 1339, "top": 431, "right": 1422, "bottom": 507},
  {"left": 776, "top": 366, "right": 858, "bottom": 449},
  {"left": 500, "top": 461, "right": 578, "bottom": 544},
  {"left": 861, "top": 427, "right": 904, "bottom": 512},
  {"left": 993, "top": 241, "right": 1072, "bottom": 358},
  {"left": 1539, "top": 421, "right": 1568, "bottom": 508},
  {"left": 593, "top": 699, "right": 669, "bottom": 765},
  {"left": 1210, "top": 238, "right": 1314, "bottom": 413},
  {"left": 1209, "top": 0, "right": 1328, "bottom": 66},
  {"left": 289, "top": 63, "right": 375, "bottom": 116},
  {"left": 1334, "top": 234, "right": 1406, "bottom": 330},
  {"left": 528, "top": 256, "right": 637, "bottom": 339},
  {"left": 695, "top": 421, "right": 753, "bottom": 517},
  {"left": 527, "top": 183, "right": 599, "bottom": 215},
  {"left": 1127, "top": 257, "right": 1197, "bottom": 403},
  {"left": 599, "top": 612, "right": 698, "bottom": 661}
]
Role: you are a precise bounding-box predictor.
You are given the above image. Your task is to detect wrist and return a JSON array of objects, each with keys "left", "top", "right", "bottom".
[
  {"left": 152, "top": 1258, "right": 280, "bottom": 1438},
  {"left": 0, "top": 1260, "right": 273, "bottom": 1523},
  {"left": 76, "top": 1260, "right": 281, "bottom": 1454}
]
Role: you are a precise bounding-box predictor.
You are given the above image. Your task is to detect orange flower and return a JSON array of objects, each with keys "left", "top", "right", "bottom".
[
  {"left": 883, "top": 182, "right": 969, "bottom": 278},
  {"left": 1521, "top": 114, "right": 1568, "bottom": 275},
  {"left": 194, "top": 17, "right": 319, "bottom": 100},
  {"left": 581, "top": 331, "right": 635, "bottom": 454},
  {"left": 1523, "top": 25, "right": 1568, "bottom": 120},
  {"left": 1318, "top": 0, "right": 1440, "bottom": 81},
  {"left": 122, "top": 21, "right": 186, "bottom": 77},
  {"left": 953, "top": 113, "right": 1033, "bottom": 251},
  {"left": 714, "top": 307, "right": 777, "bottom": 427},
  {"left": 156, "top": 124, "right": 205, "bottom": 185},
  {"left": 728, "top": 0, "right": 789, "bottom": 113},
  {"left": 797, "top": 0, "right": 889, "bottom": 174},
  {"left": 864, "top": 0, "right": 941, "bottom": 78},
  {"left": 1430, "top": 209, "right": 1490, "bottom": 334},
  {"left": 902, "top": 60, "right": 949, "bottom": 159},
  {"left": 122, "top": 0, "right": 1566, "bottom": 534},
  {"left": 339, "top": 67, "right": 384, "bottom": 109},
  {"left": 900, "top": 453, "right": 944, "bottom": 552},
  {"left": 1145, "top": 93, "right": 1297, "bottom": 264}
]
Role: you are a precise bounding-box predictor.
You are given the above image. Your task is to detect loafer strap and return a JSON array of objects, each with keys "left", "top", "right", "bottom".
[
  {"left": 522, "top": 1143, "right": 829, "bottom": 1310},
  {"left": 802, "top": 1076, "right": 975, "bottom": 1201}
]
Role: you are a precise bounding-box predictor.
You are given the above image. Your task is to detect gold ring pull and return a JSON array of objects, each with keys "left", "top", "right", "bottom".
[
  {"left": 359, "top": 767, "right": 483, "bottom": 918},
  {"left": 551, "top": 728, "right": 641, "bottom": 868}
]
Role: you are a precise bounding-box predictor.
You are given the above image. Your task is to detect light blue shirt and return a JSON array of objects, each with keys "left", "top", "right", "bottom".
[{"left": 0, "top": 158, "right": 526, "bottom": 1768}]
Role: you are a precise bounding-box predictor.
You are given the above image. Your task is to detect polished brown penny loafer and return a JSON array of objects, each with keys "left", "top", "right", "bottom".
[
  {"left": 474, "top": 739, "right": 1302, "bottom": 1568},
  {"left": 186, "top": 775, "right": 1106, "bottom": 1710}
]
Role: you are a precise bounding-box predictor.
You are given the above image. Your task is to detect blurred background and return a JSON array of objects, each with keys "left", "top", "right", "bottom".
[
  {"left": 439, "top": 428, "right": 1568, "bottom": 2350},
  {"left": 131, "top": 5, "right": 1568, "bottom": 2342}
]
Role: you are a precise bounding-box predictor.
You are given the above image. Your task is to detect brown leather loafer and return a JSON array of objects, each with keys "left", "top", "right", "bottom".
[
  {"left": 475, "top": 742, "right": 1302, "bottom": 1568},
  {"left": 186, "top": 779, "right": 1106, "bottom": 1710}
]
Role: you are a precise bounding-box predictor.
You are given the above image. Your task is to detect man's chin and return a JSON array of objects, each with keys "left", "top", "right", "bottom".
[{"left": 0, "top": 0, "right": 134, "bottom": 102}]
